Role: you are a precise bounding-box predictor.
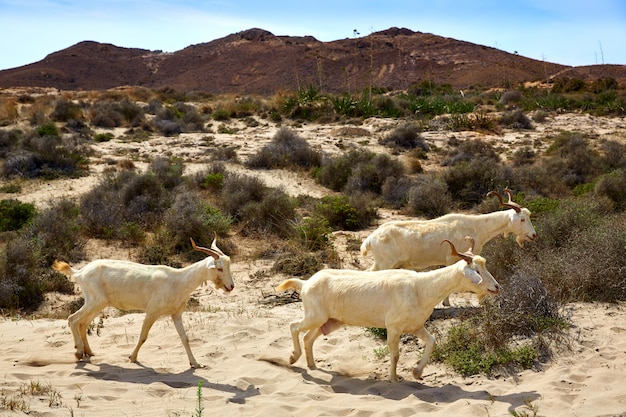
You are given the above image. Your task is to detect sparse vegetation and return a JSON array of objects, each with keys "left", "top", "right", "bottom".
[{"left": 0, "top": 80, "right": 625, "bottom": 386}]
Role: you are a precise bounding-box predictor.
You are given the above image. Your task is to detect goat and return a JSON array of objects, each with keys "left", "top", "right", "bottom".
[
  {"left": 52, "top": 237, "right": 234, "bottom": 368},
  {"left": 360, "top": 189, "right": 535, "bottom": 306},
  {"left": 276, "top": 239, "right": 500, "bottom": 382}
]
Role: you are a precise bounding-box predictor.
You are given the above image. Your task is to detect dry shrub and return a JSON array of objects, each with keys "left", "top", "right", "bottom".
[
  {"left": 163, "top": 190, "right": 232, "bottom": 252},
  {"left": 246, "top": 127, "right": 321, "bottom": 169},
  {"left": 406, "top": 175, "right": 452, "bottom": 218},
  {"left": 379, "top": 122, "right": 428, "bottom": 150},
  {"left": 0, "top": 199, "right": 81, "bottom": 310}
]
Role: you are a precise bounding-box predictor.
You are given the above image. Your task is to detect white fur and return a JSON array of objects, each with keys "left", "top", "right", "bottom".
[
  {"left": 275, "top": 247, "right": 500, "bottom": 382},
  {"left": 52, "top": 238, "right": 233, "bottom": 368},
  {"left": 361, "top": 206, "right": 535, "bottom": 306}
]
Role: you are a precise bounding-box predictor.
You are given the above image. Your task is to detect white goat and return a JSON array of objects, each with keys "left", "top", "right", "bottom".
[
  {"left": 360, "top": 189, "right": 535, "bottom": 306},
  {"left": 276, "top": 239, "right": 500, "bottom": 382},
  {"left": 52, "top": 237, "right": 234, "bottom": 368}
]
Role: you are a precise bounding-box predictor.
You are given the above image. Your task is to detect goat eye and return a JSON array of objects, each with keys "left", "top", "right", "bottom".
[{"left": 217, "top": 267, "right": 224, "bottom": 272}]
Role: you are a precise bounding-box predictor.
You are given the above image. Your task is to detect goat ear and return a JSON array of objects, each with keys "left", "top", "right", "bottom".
[{"left": 463, "top": 266, "right": 483, "bottom": 285}]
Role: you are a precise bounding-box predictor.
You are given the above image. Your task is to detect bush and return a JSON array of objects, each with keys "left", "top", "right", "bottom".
[
  {"left": 344, "top": 153, "right": 404, "bottom": 195},
  {"left": 499, "top": 110, "right": 533, "bottom": 129},
  {"left": 51, "top": 98, "right": 84, "bottom": 122},
  {"left": 315, "top": 195, "right": 360, "bottom": 231},
  {"left": 294, "top": 216, "right": 332, "bottom": 251},
  {"left": 163, "top": 190, "right": 232, "bottom": 251},
  {"left": 246, "top": 127, "right": 321, "bottom": 169},
  {"left": 2, "top": 133, "right": 91, "bottom": 179},
  {"left": 36, "top": 122, "right": 59, "bottom": 137},
  {"left": 219, "top": 172, "right": 268, "bottom": 220},
  {"left": 23, "top": 198, "right": 86, "bottom": 265},
  {"left": 381, "top": 176, "right": 414, "bottom": 208},
  {"left": 406, "top": 175, "right": 452, "bottom": 218},
  {"left": 0, "top": 200, "right": 81, "bottom": 310},
  {"left": 80, "top": 159, "right": 182, "bottom": 238},
  {"left": 543, "top": 132, "right": 602, "bottom": 188},
  {"left": 0, "top": 199, "right": 36, "bottom": 231},
  {"left": 238, "top": 188, "right": 297, "bottom": 237},
  {"left": 316, "top": 148, "right": 374, "bottom": 192},
  {"left": 432, "top": 270, "right": 564, "bottom": 376},
  {"left": 594, "top": 169, "right": 626, "bottom": 210},
  {"left": 90, "top": 99, "right": 144, "bottom": 128},
  {"left": 379, "top": 123, "right": 428, "bottom": 150}
]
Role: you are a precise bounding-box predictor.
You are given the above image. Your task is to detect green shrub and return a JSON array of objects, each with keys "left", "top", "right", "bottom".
[
  {"left": 0, "top": 199, "right": 36, "bottom": 231},
  {"left": 202, "top": 172, "right": 225, "bottom": 190},
  {"left": 94, "top": 132, "right": 114, "bottom": 142},
  {"left": 36, "top": 122, "right": 59, "bottom": 137},
  {"left": 212, "top": 108, "right": 231, "bottom": 121},
  {"left": 295, "top": 216, "right": 332, "bottom": 251}
]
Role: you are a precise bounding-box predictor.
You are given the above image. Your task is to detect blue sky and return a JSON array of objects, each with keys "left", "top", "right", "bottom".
[{"left": 1, "top": 0, "right": 625, "bottom": 71}]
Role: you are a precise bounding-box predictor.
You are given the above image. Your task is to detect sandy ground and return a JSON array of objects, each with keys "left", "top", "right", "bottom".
[{"left": 1, "top": 110, "right": 626, "bottom": 416}]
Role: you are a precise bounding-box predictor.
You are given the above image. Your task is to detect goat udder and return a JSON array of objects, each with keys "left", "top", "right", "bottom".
[{"left": 321, "top": 319, "right": 343, "bottom": 335}]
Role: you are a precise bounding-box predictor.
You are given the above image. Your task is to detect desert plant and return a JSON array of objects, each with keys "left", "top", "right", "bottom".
[
  {"left": 2, "top": 132, "right": 91, "bottom": 179},
  {"left": 0, "top": 199, "right": 36, "bottom": 232},
  {"left": 51, "top": 97, "right": 84, "bottom": 122},
  {"left": 499, "top": 109, "right": 533, "bottom": 129},
  {"left": 163, "top": 190, "right": 232, "bottom": 251},
  {"left": 379, "top": 122, "right": 428, "bottom": 150},
  {"left": 406, "top": 175, "right": 453, "bottom": 218},
  {"left": 594, "top": 169, "right": 626, "bottom": 210},
  {"left": 245, "top": 127, "right": 321, "bottom": 169},
  {"left": 239, "top": 188, "right": 297, "bottom": 237}
]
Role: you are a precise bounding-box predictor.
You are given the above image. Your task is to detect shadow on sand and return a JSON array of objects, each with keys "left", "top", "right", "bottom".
[{"left": 71, "top": 360, "right": 260, "bottom": 404}]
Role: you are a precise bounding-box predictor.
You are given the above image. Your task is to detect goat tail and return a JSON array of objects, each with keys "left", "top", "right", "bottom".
[
  {"left": 52, "top": 260, "right": 75, "bottom": 281},
  {"left": 275, "top": 278, "right": 303, "bottom": 293}
]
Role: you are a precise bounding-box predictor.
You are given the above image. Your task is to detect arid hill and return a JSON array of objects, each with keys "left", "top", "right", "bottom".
[{"left": 2, "top": 27, "right": 624, "bottom": 93}]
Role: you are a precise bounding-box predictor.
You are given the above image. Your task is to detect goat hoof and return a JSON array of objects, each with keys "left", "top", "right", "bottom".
[
  {"left": 412, "top": 368, "right": 424, "bottom": 380},
  {"left": 190, "top": 363, "right": 205, "bottom": 369},
  {"left": 74, "top": 352, "right": 84, "bottom": 361}
]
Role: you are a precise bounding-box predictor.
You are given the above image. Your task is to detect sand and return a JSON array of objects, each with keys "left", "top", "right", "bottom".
[{"left": 1, "top": 110, "right": 626, "bottom": 416}]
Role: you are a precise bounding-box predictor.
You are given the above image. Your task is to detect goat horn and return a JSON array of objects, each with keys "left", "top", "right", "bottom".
[
  {"left": 487, "top": 190, "right": 504, "bottom": 206},
  {"left": 441, "top": 239, "right": 474, "bottom": 264},
  {"left": 503, "top": 188, "right": 522, "bottom": 213},
  {"left": 190, "top": 237, "right": 220, "bottom": 259},
  {"left": 488, "top": 189, "right": 522, "bottom": 213},
  {"left": 210, "top": 231, "right": 226, "bottom": 256}
]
